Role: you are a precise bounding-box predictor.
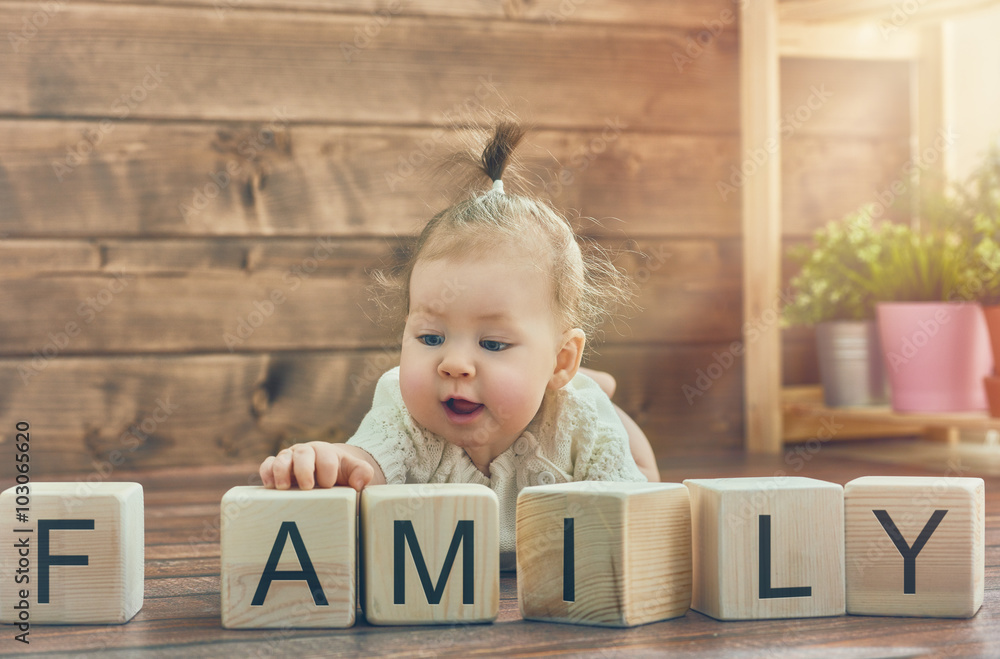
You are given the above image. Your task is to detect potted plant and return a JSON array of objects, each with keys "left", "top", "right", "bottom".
[
  {"left": 861, "top": 215, "right": 991, "bottom": 413},
  {"left": 784, "top": 207, "right": 888, "bottom": 407}
]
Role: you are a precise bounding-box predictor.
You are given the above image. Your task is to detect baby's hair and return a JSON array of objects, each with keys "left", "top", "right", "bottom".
[{"left": 376, "top": 120, "right": 634, "bottom": 352}]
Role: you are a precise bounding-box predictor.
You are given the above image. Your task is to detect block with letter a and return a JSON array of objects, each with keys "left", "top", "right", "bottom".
[
  {"left": 683, "top": 476, "right": 845, "bottom": 620},
  {"left": 361, "top": 483, "right": 498, "bottom": 625},
  {"left": 221, "top": 486, "right": 357, "bottom": 629},
  {"left": 516, "top": 481, "right": 692, "bottom": 627},
  {"left": 845, "top": 476, "right": 985, "bottom": 618},
  {"left": 1, "top": 482, "right": 144, "bottom": 624}
]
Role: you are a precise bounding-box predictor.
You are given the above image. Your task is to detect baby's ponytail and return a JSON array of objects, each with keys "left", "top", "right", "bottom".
[
  {"left": 374, "top": 119, "right": 635, "bottom": 351},
  {"left": 479, "top": 121, "right": 526, "bottom": 186}
]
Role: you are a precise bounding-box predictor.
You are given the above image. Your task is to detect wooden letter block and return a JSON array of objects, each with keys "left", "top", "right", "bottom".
[
  {"left": 845, "top": 476, "right": 985, "bottom": 618},
  {"left": 684, "top": 476, "right": 844, "bottom": 620},
  {"left": 516, "top": 481, "right": 692, "bottom": 627},
  {"left": 221, "top": 486, "right": 356, "bottom": 629},
  {"left": 361, "top": 483, "right": 498, "bottom": 625},
  {"left": 1, "top": 482, "right": 144, "bottom": 624}
]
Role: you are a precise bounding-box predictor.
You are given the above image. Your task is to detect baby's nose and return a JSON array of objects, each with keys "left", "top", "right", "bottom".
[{"left": 438, "top": 350, "right": 475, "bottom": 378}]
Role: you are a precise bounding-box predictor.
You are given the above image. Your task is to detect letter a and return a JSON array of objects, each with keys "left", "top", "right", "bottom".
[{"left": 252, "top": 521, "right": 328, "bottom": 606}]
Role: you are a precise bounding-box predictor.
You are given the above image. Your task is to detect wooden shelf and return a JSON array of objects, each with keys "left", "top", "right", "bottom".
[
  {"left": 741, "top": 0, "right": 1000, "bottom": 453},
  {"left": 782, "top": 385, "right": 1000, "bottom": 443}
]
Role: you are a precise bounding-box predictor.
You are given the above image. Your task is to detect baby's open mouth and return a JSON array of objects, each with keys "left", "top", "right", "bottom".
[{"left": 445, "top": 398, "right": 484, "bottom": 415}]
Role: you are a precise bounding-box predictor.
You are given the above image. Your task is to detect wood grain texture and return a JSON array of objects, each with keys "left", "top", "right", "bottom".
[
  {"left": 0, "top": 122, "right": 740, "bottom": 239},
  {"left": 845, "top": 476, "right": 985, "bottom": 618},
  {"left": 84, "top": 0, "right": 738, "bottom": 28},
  {"left": 221, "top": 485, "right": 356, "bottom": 628},
  {"left": 780, "top": 58, "right": 911, "bottom": 138},
  {"left": 0, "top": 3, "right": 737, "bottom": 129},
  {"left": 516, "top": 481, "right": 692, "bottom": 627},
  {"left": 0, "top": 482, "right": 144, "bottom": 624},
  {"left": 0, "top": 237, "right": 741, "bottom": 355},
  {"left": 684, "top": 476, "right": 846, "bottom": 620},
  {"left": 0, "top": 456, "right": 997, "bottom": 656},
  {"left": 781, "top": 135, "right": 912, "bottom": 236},
  {"left": 0, "top": 344, "right": 746, "bottom": 474}
]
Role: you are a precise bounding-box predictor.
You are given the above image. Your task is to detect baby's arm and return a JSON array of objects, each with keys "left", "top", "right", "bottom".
[
  {"left": 259, "top": 441, "right": 387, "bottom": 491},
  {"left": 614, "top": 406, "right": 660, "bottom": 482},
  {"left": 579, "top": 366, "right": 660, "bottom": 482}
]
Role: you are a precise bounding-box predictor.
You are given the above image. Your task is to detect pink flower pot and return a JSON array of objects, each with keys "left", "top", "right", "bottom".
[{"left": 876, "top": 302, "right": 992, "bottom": 412}]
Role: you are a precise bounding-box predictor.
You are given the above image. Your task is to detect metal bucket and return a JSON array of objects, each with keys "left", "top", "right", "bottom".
[{"left": 815, "top": 320, "right": 889, "bottom": 407}]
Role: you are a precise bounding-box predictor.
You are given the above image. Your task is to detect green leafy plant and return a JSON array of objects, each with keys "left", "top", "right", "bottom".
[
  {"left": 783, "top": 207, "right": 882, "bottom": 326},
  {"left": 784, "top": 205, "right": 982, "bottom": 326},
  {"left": 859, "top": 220, "right": 979, "bottom": 303},
  {"left": 958, "top": 141, "right": 1000, "bottom": 305},
  {"left": 786, "top": 143, "right": 1000, "bottom": 322}
]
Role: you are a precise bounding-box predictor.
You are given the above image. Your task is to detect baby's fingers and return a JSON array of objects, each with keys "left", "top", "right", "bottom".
[
  {"left": 341, "top": 456, "right": 375, "bottom": 492},
  {"left": 270, "top": 449, "right": 296, "bottom": 490},
  {"left": 259, "top": 456, "right": 277, "bottom": 488},
  {"left": 313, "top": 445, "right": 342, "bottom": 489},
  {"left": 291, "top": 444, "right": 318, "bottom": 490}
]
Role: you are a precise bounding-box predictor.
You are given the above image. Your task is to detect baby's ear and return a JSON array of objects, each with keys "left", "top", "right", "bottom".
[{"left": 548, "top": 329, "right": 585, "bottom": 390}]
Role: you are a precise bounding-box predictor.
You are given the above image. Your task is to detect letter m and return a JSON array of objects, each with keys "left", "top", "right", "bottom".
[{"left": 394, "top": 519, "right": 474, "bottom": 605}]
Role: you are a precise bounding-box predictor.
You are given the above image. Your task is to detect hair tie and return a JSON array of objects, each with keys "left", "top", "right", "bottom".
[{"left": 492, "top": 179, "right": 504, "bottom": 194}]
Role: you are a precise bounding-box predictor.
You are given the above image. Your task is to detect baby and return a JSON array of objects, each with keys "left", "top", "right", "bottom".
[{"left": 259, "top": 121, "right": 658, "bottom": 568}]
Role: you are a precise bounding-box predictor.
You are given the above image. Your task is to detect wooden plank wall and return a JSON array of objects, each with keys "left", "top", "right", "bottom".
[
  {"left": 0, "top": 0, "right": 751, "bottom": 474},
  {"left": 779, "top": 57, "right": 912, "bottom": 386}
]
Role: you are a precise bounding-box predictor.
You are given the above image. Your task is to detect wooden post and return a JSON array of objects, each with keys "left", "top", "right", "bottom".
[{"left": 740, "top": 0, "right": 783, "bottom": 453}]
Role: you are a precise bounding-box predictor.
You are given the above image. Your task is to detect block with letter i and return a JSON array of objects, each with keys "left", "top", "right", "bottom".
[
  {"left": 516, "top": 481, "right": 692, "bottom": 627},
  {"left": 361, "top": 483, "right": 499, "bottom": 625},
  {"left": 684, "top": 477, "right": 845, "bottom": 620},
  {"left": 221, "top": 486, "right": 357, "bottom": 629},
  {"left": 845, "top": 476, "right": 985, "bottom": 618},
  {"left": 0, "top": 482, "right": 144, "bottom": 624}
]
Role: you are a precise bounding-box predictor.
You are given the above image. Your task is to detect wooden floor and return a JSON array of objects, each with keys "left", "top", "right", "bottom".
[{"left": 3, "top": 450, "right": 998, "bottom": 658}]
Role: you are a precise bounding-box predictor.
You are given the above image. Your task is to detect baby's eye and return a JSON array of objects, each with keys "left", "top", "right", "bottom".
[
  {"left": 418, "top": 334, "right": 444, "bottom": 347},
  {"left": 480, "top": 339, "right": 509, "bottom": 352}
]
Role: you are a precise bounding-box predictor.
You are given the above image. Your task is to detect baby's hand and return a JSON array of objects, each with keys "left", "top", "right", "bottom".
[{"left": 259, "top": 441, "right": 378, "bottom": 491}]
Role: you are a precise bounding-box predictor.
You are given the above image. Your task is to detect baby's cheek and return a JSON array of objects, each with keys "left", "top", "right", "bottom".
[
  {"left": 490, "top": 371, "right": 546, "bottom": 426},
  {"left": 398, "top": 366, "right": 425, "bottom": 412}
]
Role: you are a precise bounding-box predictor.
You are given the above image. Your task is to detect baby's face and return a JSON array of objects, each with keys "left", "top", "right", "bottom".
[{"left": 399, "top": 253, "right": 566, "bottom": 462}]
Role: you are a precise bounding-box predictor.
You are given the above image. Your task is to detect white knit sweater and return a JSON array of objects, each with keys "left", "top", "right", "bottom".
[{"left": 347, "top": 367, "right": 647, "bottom": 570}]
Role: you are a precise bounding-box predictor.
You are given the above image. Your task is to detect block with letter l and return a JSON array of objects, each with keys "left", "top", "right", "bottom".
[
  {"left": 684, "top": 476, "right": 845, "bottom": 620},
  {"left": 361, "top": 483, "right": 498, "bottom": 625},
  {"left": 221, "top": 486, "right": 356, "bottom": 629},
  {"left": 516, "top": 481, "right": 692, "bottom": 627},
  {"left": 0, "top": 482, "right": 144, "bottom": 624},
  {"left": 845, "top": 476, "right": 985, "bottom": 618}
]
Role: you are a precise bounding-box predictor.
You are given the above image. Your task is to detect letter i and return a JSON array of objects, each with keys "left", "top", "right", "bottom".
[{"left": 563, "top": 517, "right": 575, "bottom": 602}]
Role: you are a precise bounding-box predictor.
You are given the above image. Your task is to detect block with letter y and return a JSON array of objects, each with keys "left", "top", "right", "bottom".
[
  {"left": 361, "top": 483, "right": 499, "bottom": 625},
  {"left": 683, "top": 476, "right": 845, "bottom": 620},
  {"left": 845, "top": 476, "right": 985, "bottom": 618},
  {"left": 221, "top": 486, "right": 357, "bottom": 628},
  {"left": 1, "top": 482, "right": 144, "bottom": 624}
]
